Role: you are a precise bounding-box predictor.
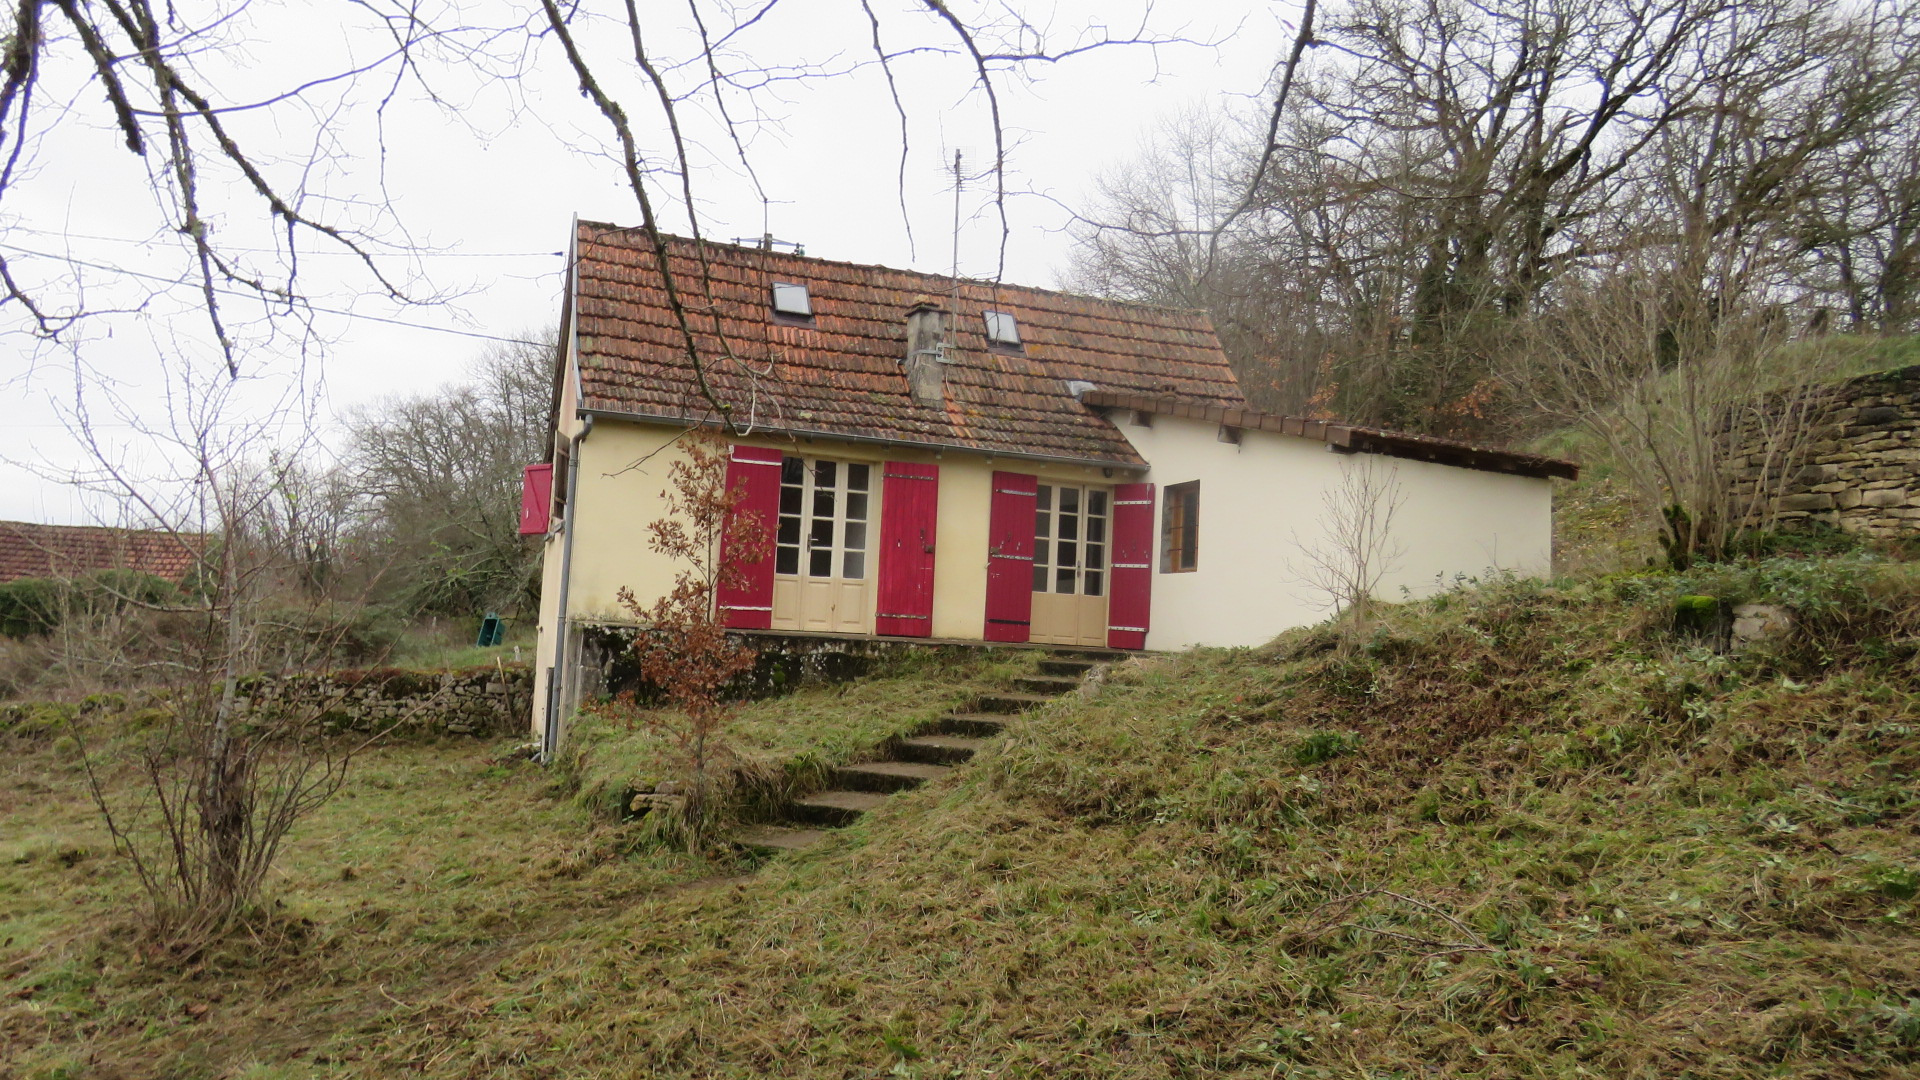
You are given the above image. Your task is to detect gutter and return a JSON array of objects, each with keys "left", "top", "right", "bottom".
[
  {"left": 575, "top": 407, "right": 1150, "bottom": 473},
  {"left": 541, "top": 413, "right": 593, "bottom": 763}
]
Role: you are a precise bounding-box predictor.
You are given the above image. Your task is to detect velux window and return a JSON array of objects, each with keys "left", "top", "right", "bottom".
[
  {"left": 1162, "top": 481, "right": 1199, "bottom": 573},
  {"left": 984, "top": 310, "right": 1021, "bottom": 349},
  {"left": 771, "top": 282, "right": 812, "bottom": 319}
]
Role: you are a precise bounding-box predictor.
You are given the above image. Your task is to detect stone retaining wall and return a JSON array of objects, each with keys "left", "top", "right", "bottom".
[
  {"left": 237, "top": 664, "right": 533, "bottom": 738},
  {"left": 1728, "top": 365, "right": 1920, "bottom": 536}
]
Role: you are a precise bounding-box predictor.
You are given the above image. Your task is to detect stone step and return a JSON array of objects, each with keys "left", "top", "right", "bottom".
[
  {"left": 1038, "top": 658, "right": 1096, "bottom": 678},
  {"left": 895, "top": 734, "right": 991, "bottom": 765},
  {"left": 1014, "top": 675, "right": 1082, "bottom": 696},
  {"left": 732, "top": 824, "right": 830, "bottom": 853},
  {"left": 934, "top": 712, "right": 1013, "bottom": 737},
  {"left": 835, "top": 760, "right": 954, "bottom": 793},
  {"left": 791, "top": 789, "right": 890, "bottom": 826},
  {"left": 1049, "top": 648, "right": 1128, "bottom": 663},
  {"left": 975, "top": 692, "right": 1055, "bottom": 714}
]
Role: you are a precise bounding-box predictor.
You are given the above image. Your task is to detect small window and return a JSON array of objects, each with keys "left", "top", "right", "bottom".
[
  {"left": 771, "top": 282, "right": 812, "bottom": 318},
  {"left": 984, "top": 310, "right": 1021, "bottom": 347},
  {"left": 1162, "top": 481, "right": 1199, "bottom": 573}
]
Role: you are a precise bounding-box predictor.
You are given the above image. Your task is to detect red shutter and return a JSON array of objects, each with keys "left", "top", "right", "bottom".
[
  {"left": 518, "top": 463, "right": 554, "bottom": 535},
  {"left": 716, "top": 445, "right": 783, "bottom": 630},
  {"left": 876, "top": 461, "right": 939, "bottom": 637},
  {"left": 983, "top": 471, "right": 1037, "bottom": 642},
  {"left": 1108, "top": 482, "right": 1155, "bottom": 650}
]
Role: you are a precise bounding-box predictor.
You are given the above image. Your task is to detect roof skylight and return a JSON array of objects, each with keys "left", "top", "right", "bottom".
[
  {"left": 771, "top": 282, "right": 812, "bottom": 318},
  {"left": 984, "top": 310, "right": 1021, "bottom": 346}
]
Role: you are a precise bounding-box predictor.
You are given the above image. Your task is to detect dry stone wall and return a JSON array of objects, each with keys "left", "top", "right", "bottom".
[
  {"left": 235, "top": 665, "right": 533, "bottom": 738},
  {"left": 1728, "top": 365, "right": 1920, "bottom": 536}
]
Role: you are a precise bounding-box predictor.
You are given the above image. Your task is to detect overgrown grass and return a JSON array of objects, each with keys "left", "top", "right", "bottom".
[
  {"left": 560, "top": 647, "right": 1043, "bottom": 822},
  {"left": 6, "top": 563, "right": 1919, "bottom": 1077}
]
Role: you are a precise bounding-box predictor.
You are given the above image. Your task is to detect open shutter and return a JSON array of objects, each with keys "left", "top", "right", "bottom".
[
  {"left": 983, "top": 471, "right": 1037, "bottom": 642},
  {"left": 715, "top": 445, "right": 783, "bottom": 630},
  {"left": 518, "top": 463, "right": 554, "bottom": 535},
  {"left": 876, "top": 461, "right": 939, "bottom": 637},
  {"left": 1108, "top": 482, "right": 1155, "bottom": 650}
]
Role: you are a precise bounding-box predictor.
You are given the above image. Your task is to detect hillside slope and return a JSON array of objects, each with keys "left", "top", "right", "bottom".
[
  {"left": 6, "top": 558, "right": 1918, "bottom": 1078},
  {"left": 365, "top": 559, "right": 1920, "bottom": 1078}
]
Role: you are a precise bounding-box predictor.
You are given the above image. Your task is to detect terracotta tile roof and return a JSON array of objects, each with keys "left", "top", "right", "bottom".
[
  {"left": 0, "top": 520, "right": 202, "bottom": 584},
  {"left": 1080, "top": 391, "right": 1580, "bottom": 481},
  {"left": 570, "top": 223, "right": 1248, "bottom": 464}
]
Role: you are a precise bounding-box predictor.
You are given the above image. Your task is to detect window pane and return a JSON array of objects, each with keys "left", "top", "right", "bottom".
[
  {"left": 1060, "top": 487, "right": 1080, "bottom": 514},
  {"left": 848, "top": 463, "right": 869, "bottom": 491},
  {"left": 1035, "top": 510, "right": 1051, "bottom": 539},
  {"left": 1060, "top": 512, "right": 1078, "bottom": 542},
  {"left": 847, "top": 492, "right": 868, "bottom": 521},
  {"left": 777, "top": 516, "right": 800, "bottom": 546},
  {"left": 1087, "top": 517, "right": 1105, "bottom": 543},
  {"left": 1036, "top": 485, "right": 1052, "bottom": 512},
  {"left": 781, "top": 457, "right": 803, "bottom": 484},
  {"left": 843, "top": 551, "right": 865, "bottom": 579},
  {"left": 810, "top": 548, "right": 833, "bottom": 577},
  {"left": 815, "top": 460, "right": 837, "bottom": 488},
  {"left": 780, "top": 486, "right": 802, "bottom": 515},
  {"left": 1056, "top": 565, "right": 1076, "bottom": 593},
  {"left": 844, "top": 521, "right": 867, "bottom": 551},
  {"left": 777, "top": 546, "right": 800, "bottom": 575},
  {"left": 1084, "top": 570, "right": 1103, "bottom": 596},
  {"left": 810, "top": 518, "right": 833, "bottom": 547},
  {"left": 1089, "top": 490, "right": 1108, "bottom": 516},
  {"left": 1033, "top": 564, "right": 1048, "bottom": 591},
  {"left": 813, "top": 488, "right": 835, "bottom": 520},
  {"left": 1087, "top": 542, "right": 1105, "bottom": 571},
  {"left": 1057, "top": 540, "right": 1077, "bottom": 569}
]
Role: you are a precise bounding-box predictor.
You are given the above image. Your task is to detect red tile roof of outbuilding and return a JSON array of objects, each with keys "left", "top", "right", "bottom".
[
  {"left": 0, "top": 520, "right": 201, "bottom": 584},
  {"left": 569, "top": 223, "right": 1249, "bottom": 465}
]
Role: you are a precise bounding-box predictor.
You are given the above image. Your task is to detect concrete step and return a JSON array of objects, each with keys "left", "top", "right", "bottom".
[
  {"left": 975, "top": 692, "right": 1055, "bottom": 714},
  {"left": 1049, "top": 648, "right": 1128, "bottom": 663},
  {"left": 835, "top": 760, "right": 953, "bottom": 793},
  {"left": 1014, "top": 676, "right": 1082, "bottom": 696},
  {"left": 935, "top": 712, "right": 1013, "bottom": 737},
  {"left": 732, "top": 824, "right": 830, "bottom": 853},
  {"left": 791, "top": 789, "right": 890, "bottom": 826},
  {"left": 895, "top": 734, "right": 991, "bottom": 765},
  {"left": 1038, "top": 658, "right": 1096, "bottom": 678}
]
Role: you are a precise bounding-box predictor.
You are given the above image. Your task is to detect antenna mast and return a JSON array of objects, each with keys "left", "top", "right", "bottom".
[{"left": 949, "top": 149, "right": 963, "bottom": 332}]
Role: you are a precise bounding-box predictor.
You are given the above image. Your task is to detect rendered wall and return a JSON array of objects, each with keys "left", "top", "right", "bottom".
[{"left": 1121, "top": 414, "right": 1555, "bottom": 651}]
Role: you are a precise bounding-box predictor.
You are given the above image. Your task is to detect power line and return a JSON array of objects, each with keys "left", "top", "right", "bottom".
[
  {"left": 0, "top": 242, "right": 552, "bottom": 346},
  {"left": 4, "top": 224, "right": 562, "bottom": 259}
]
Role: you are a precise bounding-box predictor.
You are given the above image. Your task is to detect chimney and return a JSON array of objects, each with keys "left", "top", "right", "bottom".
[{"left": 903, "top": 297, "right": 949, "bottom": 407}]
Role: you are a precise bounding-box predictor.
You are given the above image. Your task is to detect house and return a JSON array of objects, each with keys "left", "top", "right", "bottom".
[{"left": 525, "top": 221, "right": 1576, "bottom": 750}]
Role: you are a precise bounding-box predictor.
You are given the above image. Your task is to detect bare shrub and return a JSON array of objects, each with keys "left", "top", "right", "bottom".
[
  {"left": 613, "top": 431, "right": 770, "bottom": 847},
  {"left": 1294, "top": 455, "right": 1407, "bottom": 645}
]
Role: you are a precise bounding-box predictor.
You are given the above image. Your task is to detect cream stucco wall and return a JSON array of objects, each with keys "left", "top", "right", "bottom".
[
  {"left": 531, "top": 405, "right": 1554, "bottom": 736},
  {"left": 1121, "top": 414, "right": 1553, "bottom": 651}
]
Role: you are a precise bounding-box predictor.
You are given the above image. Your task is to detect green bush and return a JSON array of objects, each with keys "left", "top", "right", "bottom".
[{"left": 0, "top": 570, "right": 179, "bottom": 638}]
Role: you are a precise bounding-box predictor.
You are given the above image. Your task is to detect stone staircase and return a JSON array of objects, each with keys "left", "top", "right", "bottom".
[{"left": 731, "top": 649, "right": 1122, "bottom": 853}]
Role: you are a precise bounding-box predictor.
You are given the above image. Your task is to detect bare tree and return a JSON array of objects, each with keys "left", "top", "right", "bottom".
[{"left": 1293, "top": 454, "right": 1406, "bottom": 645}]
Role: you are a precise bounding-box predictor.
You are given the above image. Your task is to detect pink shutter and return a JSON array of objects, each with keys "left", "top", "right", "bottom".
[
  {"left": 518, "top": 463, "right": 554, "bottom": 535},
  {"left": 876, "top": 461, "right": 939, "bottom": 637},
  {"left": 1107, "top": 482, "right": 1155, "bottom": 650},
  {"left": 715, "top": 445, "right": 783, "bottom": 630},
  {"left": 983, "top": 471, "right": 1037, "bottom": 642}
]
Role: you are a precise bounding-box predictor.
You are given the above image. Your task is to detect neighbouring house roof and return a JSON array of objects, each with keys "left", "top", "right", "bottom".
[
  {"left": 567, "top": 223, "right": 1249, "bottom": 465},
  {"left": 0, "top": 520, "right": 202, "bottom": 585},
  {"left": 1080, "top": 391, "right": 1580, "bottom": 481}
]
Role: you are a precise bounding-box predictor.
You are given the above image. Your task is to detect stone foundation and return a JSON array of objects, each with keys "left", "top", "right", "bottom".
[{"left": 236, "top": 665, "right": 533, "bottom": 738}]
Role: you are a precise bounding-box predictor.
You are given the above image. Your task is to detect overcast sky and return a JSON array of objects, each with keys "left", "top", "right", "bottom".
[{"left": 0, "top": 1, "right": 1293, "bottom": 526}]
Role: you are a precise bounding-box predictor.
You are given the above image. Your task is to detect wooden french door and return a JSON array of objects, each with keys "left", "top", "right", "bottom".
[
  {"left": 771, "top": 457, "right": 873, "bottom": 634},
  {"left": 1030, "top": 483, "right": 1110, "bottom": 646}
]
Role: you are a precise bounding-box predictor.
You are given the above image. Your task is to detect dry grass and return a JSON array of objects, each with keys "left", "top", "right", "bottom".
[{"left": 5, "top": 563, "right": 1919, "bottom": 1078}]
